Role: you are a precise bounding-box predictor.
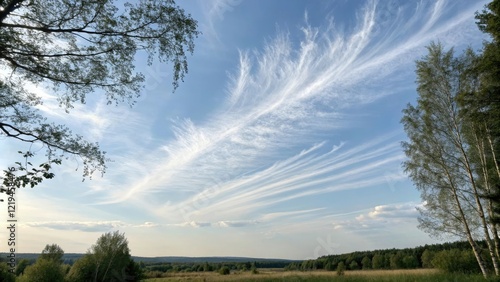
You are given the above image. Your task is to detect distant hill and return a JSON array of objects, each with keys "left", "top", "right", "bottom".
[
  {"left": 132, "top": 256, "right": 298, "bottom": 264},
  {"left": 0, "top": 253, "right": 298, "bottom": 264}
]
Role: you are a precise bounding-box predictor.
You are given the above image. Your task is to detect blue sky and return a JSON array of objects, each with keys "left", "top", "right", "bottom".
[{"left": 0, "top": 0, "right": 490, "bottom": 259}]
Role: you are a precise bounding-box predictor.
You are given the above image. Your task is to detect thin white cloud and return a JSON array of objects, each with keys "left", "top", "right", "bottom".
[
  {"left": 200, "top": 0, "right": 242, "bottom": 47},
  {"left": 24, "top": 220, "right": 125, "bottom": 232},
  {"left": 260, "top": 208, "right": 326, "bottom": 222},
  {"left": 333, "top": 202, "right": 422, "bottom": 231},
  {"left": 23, "top": 220, "right": 161, "bottom": 232},
  {"left": 173, "top": 221, "right": 212, "bottom": 228},
  {"left": 216, "top": 220, "right": 259, "bottom": 228}
]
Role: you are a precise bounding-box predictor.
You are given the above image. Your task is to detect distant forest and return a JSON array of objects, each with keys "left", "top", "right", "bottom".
[
  {"left": 2, "top": 240, "right": 485, "bottom": 278},
  {"left": 134, "top": 240, "right": 486, "bottom": 277}
]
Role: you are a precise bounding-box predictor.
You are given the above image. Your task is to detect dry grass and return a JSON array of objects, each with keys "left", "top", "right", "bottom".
[
  {"left": 345, "top": 269, "right": 440, "bottom": 276},
  {"left": 143, "top": 268, "right": 443, "bottom": 281}
]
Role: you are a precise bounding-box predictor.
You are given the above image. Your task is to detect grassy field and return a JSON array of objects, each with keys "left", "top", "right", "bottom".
[{"left": 143, "top": 268, "right": 495, "bottom": 282}]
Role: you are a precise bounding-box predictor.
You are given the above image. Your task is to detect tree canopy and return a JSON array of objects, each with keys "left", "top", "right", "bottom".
[
  {"left": 67, "top": 231, "right": 141, "bottom": 281},
  {"left": 39, "top": 244, "right": 64, "bottom": 264},
  {"left": 0, "top": 0, "right": 199, "bottom": 187}
]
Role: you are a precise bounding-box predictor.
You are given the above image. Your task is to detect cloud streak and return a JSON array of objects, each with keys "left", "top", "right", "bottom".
[{"left": 89, "top": 0, "right": 485, "bottom": 228}]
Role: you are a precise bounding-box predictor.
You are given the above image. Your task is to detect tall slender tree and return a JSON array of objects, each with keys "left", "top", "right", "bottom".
[{"left": 402, "top": 42, "right": 496, "bottom": 277}]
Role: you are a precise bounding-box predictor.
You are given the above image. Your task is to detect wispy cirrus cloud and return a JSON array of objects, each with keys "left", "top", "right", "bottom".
[
  {"left": 23, "top": 220, "right": 160, "bottom": 232},
  {"left": 89, "top": 0, "right": 485, "bottom": 228},
  {"left": 24, "top": 220, "right": 125, "bottom": 232},
  {"left": 199, "top": 0, "right": 242, "bottom": 47}
]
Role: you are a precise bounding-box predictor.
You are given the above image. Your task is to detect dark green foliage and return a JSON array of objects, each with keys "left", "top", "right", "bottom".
[
  {"left": 476, "top": 0, "right": 500, "bottom": 42},
  {"left": 336, "top": 261, "right": 345, "bottom": 276},
  {"left": 219, "top": 266, "right": 230, "bottom": 275},
  {"left": 251, "top": 262, "right": 259, "bottom": 274},
  {"left": 0, "top": 262, "right": 15, "bottom": 282},
  {"left": 17, "top": 259, "right": 65, "bottom": 282},
  {"left": 65, "top": 254, "right": 95, "bottom": 282},
  {"left": 431, "top": 249, "right": 481, "bottom": 274},
  {"left": 421, "top": 250, "right": 434, "bottom": 268},
  {"left": 402, "top": 255, "right": 419, "bottom": 269},
  {"left": 39, "top": 244, "right": 64, "bottom": 264},
  {"left": 361, "top": 256, "right": 371, "bottom": 270},
  {"left": 15, "top": 259, "right": 30, "bottom": 276},
  {"left": 473, "top": 0, "right": 500, "bottom": 226},
  {"left": 349, "top": 260, "right": 359, "bottom": 270},
  {"left": 0, "top": 0, "right": 199, "bottom": 187},
  {"left": 283, "top": 240, "right": 488, "bottom": 273},
  {"left": 372, "top": 254, "right": 384, "bottom": 270},
  {"left": 390, "top": 252, "right": 404, "bottom": 270}
]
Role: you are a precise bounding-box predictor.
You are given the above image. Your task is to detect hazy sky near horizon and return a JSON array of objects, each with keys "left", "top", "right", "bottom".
[{"left": 0, "top": 0, "right": 490, "bottom": 259}]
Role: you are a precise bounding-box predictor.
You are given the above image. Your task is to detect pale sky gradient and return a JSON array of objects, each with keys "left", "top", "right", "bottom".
[{"left": 0, "top": 0, "right": 490, "bottom": 259}]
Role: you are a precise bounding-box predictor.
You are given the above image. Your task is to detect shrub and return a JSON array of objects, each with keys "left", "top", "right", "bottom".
[
  {"left": 219, "top": 266, "right": 230, "bottom": 275},
  {"left": 336, "top": 261, "right": 345, "bottom": 276},
  {"left": 18, "top": 259, "right": 65, "bottom": 282}
]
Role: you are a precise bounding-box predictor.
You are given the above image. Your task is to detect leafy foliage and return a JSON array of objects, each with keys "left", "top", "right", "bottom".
[
  {"left": 0, "top": 262, "right": 15, "bottom": 282},
  {"left": 68, "top": 231, "right": 137, "bottom": 281},
  {"left": 473, "top": 0, "right": 500, "bottom": 226},
  {"left": 15, "top": 259, "right": 30, "bottom": 276},
  {"left": 39, "top": 244, "right": 64, "bottom": 264},
  {"left": 431, "top": 249, "right": 481, "bottom": 274},
  {"left": 17, "top": 259, "right": 65, "bottom": 282},
  {"left": 336, "top": 261, "right": 345, "bottom": 276},
  {"left": 219, "top": 266, "right": 230, "bottom": 275},
  {"left": 361, "top": 256, "right": 371, "bottom": 270}
]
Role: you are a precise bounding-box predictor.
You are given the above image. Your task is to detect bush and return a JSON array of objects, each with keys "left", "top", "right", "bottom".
[
  {"left": 219, "top": 266, "right": 230, "bottom": 275},
  {"left": 18, "top": 259, "right": 65, "bottom": 282},
  {"left": 336, "top": 261, "right": 345, "bottom": 276},
  {"left": 251, "top": 262, "right": 258, "bottom": 274}
]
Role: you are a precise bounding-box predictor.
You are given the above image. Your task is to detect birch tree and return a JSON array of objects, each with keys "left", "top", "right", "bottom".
[{"left": 402, "top": 43, "right": 496, "bottom": 277}]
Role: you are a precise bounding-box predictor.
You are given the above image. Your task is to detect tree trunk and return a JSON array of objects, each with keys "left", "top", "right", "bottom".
[
  {"left": 475, "top": 129, "right": 500, "bottom": 272},
  {"left": 442, "top": 161, "right": 490, "bottom": 277},
  {"left": 451, "top": 179, "right": 490, "bottom": 277},
  {"left": 486, "top": 129, "right": 500, "bottom": 180},
  {"left": 486, "top": 130, "right": 500, "bottom": 259}
]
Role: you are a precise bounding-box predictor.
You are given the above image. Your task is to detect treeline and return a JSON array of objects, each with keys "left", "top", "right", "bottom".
[
  {"left": 142, "top": 260, "right": 290, "bottom": 278},
  {"left": 284, "top": 240, "right": 486, "bottom": 274}
]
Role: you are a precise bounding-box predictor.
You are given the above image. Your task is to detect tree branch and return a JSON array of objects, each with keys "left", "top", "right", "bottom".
[{"left": 0, "top": 0, "right": 24, "bottom": 24}]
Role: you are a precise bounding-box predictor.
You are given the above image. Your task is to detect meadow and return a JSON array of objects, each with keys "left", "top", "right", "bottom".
[{"left": 143, "top": 268, "right": 495, "bottom": 282}]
